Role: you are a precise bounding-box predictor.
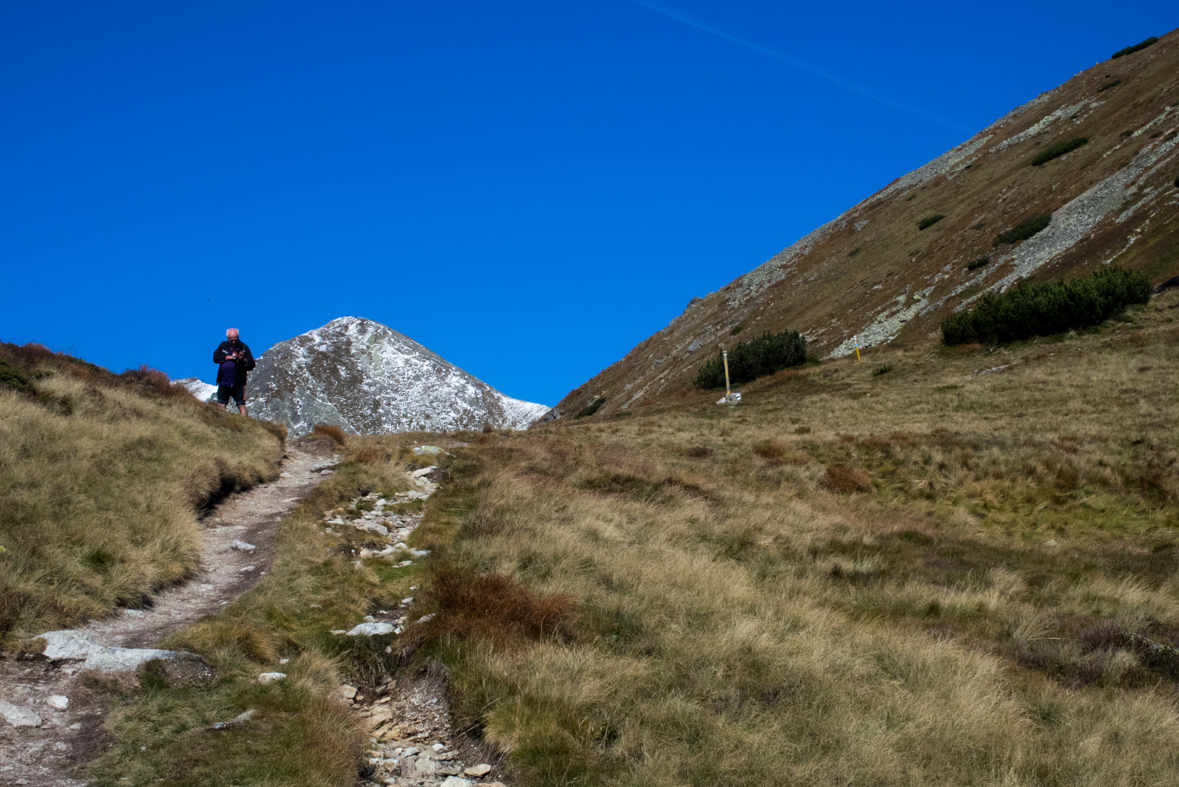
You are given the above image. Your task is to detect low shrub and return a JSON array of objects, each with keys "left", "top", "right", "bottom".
[
  {"left": 694, "top": 330, "right": 807, "bottom": 389},
  {"left": 1121, "top": 129, "right": 1135, "bottom": 137},
  {"left": 574, "top": 397, "right": 605, "bottom": 419},
  {"left": 849, "top": 247, "right": 861, "bottom": 257},
  {"left": 918, "top": 214, "right": 945, "bottom": 230},
  {"left": 730, "top": 324, "right": 744, "bottom": 336},
  {"left": 1174, "top": 176, "right": 1179, "bottom": 189},
  {"left": 1032, "top": 137, "right": 1088, "bottom": 166},
  {"left": 941, "top": 266, "right": 1152, "bottom": 346},
  {"left": 1112, "top": 36, "right": 1158, "bottom": 59},
  {"left": 968, "top": 257, "right": 990, "bottom": 271},
  {"left": 1098, "top": 79, "right": 1122, "bottom": 91},
  {"left": 993, "top": 214, "right": 1052, "bottom": 247},
  {"left": 872, "top": 364, "right": 893, "bottom": 377}
]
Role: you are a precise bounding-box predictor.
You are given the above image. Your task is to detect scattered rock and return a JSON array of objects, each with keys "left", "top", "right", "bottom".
[
  {"left": 716, "top": 392, "right": 742, "bottom": 405},
  {"left": 339, "top": 685, "right": 358, "bottom": 700},
  {"left": 346, "top": 622, "right": 395, "bottom": 637},
  {"left": 440, "top": 777, "right": 472, "bottom": 787},
  {"left": 413, "top": 445, "right": 444, "bottom": 455},
  {"left": 0, "top": 701, "right": 42, "bottom": 727},
  {"left": 231, "top": 540, "right": 256, "bottom": 552},
  {"left": 45, "top": 696, "right": 69, "bottom": 711},
  {"left": 280, "top": 472, "right": 293, "bottom": 478},
  {"left": 465, "top": 763, "right": 492, "bottom": 777},
  {"left": 211, "top": 708, "right": 256, "bottom": 730},
  {"left": 257, "top": 672, "right": 286, "bottom": 684}
]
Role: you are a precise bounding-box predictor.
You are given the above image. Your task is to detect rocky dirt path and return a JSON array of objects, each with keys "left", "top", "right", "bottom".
[{"left": 0, "top": 447, "right": 336, "bottom": 787}]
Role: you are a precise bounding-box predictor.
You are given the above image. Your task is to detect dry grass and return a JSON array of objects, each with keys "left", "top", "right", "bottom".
[
  {"left": 85, "top": 436, "right": 424, "bottom": 785},
  {"left": 407, "top": 295, "right": 1179, "bottom": 786},
  {"left": 0, "top": 350, "right": 285, "bottom": 647},
  {"left": 310, "top": 423, "right": 348, "bottom": 447}
]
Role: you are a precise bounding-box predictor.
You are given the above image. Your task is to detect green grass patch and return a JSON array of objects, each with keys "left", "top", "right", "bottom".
[
  {"left": 1032, "top": 137, "right": 1088, "bottom": 166},
  {"left": 917, "top": 214, "right": 945, "bottom": 230},
  {"left": 872, "top": 364, "right": 894, "bottom": 377},
  {"left": 1098, "top": 79, "right": 1122, "bottom": 91},
  {"left": 993, "top": 213, "right": 1052, "bottom": 247}
]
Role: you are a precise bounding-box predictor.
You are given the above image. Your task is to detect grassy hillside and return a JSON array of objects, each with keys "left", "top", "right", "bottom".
[
  {"left": 0, "top": 343, "right": 285, "bottom": 647},
  {"left": 403, "top": 290, "right": 1179, "bottom": 785},
  {"left": 558, "top": 27, "right": 1179, "bottom": 419}
]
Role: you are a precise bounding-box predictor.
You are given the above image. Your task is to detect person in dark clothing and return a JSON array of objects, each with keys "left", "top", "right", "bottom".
[{"left": 212, "top": 328, "right": 256, "bottom": 416}]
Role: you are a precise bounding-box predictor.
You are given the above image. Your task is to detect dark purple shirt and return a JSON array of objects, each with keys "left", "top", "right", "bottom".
[{"left": 218, "top": 359, "right": 237, "bottom": 386}]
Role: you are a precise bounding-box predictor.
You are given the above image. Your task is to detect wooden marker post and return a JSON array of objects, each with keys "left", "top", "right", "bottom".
[{"left": 723, "top": 350, "right": 731, "bottom": 397}]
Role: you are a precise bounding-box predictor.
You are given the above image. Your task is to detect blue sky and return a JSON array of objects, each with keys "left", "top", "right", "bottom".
[{"left": 2, "top": 2, "right": 1173, "bottom": 406}]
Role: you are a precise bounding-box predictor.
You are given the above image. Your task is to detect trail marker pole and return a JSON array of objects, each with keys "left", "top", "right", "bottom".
[
  {"left": 854, "top": 336, "right": 861, "bottom": 361},
  {"left": 723, "top": 351, "right": 731, "bottom": 397}
]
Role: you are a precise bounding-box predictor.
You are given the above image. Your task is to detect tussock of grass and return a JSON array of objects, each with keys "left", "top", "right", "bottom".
[
  {"left": 0, "top": 346, "right": 284, "bottom": 646},
  {"left": 917, "top": 213, "right": 945, "bottom": 230}
]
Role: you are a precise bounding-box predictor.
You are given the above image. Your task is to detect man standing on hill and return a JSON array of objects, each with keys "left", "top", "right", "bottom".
[{"left": 213, "top": 328, "right": 256, "bottom": 416}]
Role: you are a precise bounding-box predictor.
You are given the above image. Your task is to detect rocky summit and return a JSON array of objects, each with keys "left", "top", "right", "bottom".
[{"left": 246, "top": 316, "right": 548, "bottom": 436}]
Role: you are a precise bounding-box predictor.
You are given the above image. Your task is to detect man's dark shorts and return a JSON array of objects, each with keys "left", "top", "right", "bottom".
[{"left": 217, "top": 385, "right": 246, "bottom": 407}]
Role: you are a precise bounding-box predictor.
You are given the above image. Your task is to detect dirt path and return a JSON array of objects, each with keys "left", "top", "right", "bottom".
[{"left": 0, "top": 446, "right": 336, "bottom": 787}]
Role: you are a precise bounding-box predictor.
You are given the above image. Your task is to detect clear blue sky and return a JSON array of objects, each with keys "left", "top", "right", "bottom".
[{"left": 2, "top": 2, "right": 1173, "bottom": 406}]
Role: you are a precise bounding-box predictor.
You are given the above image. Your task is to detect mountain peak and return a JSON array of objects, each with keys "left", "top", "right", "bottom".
[{"left": 248, "top": 318, "right": 547, "bottom": 436}]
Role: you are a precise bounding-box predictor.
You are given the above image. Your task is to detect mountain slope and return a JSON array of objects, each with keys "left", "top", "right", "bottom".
[
  {"left": 248, "top": 316, "right": 548, "bottom": 436},
  {"left": 557, "top": 29, "right": 1179, "bottom": 417}
]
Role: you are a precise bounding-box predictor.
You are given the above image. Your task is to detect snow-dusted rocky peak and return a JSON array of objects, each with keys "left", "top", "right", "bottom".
[
  {"left": 248, "top": 317, "right": 549, "bottom": 436},
  {"left": 173, "top": 377, "right": 217, "bottom": 402}
]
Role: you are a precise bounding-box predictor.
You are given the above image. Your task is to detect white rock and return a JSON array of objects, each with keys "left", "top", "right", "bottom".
[
  {"left": 338, "top": 685, "right": 358, "bottom": 700},
  {"left": 84, "top": 647, "right": 195, "bottom": 674},
  {"left": 346, "top": 622, "right": 395, "bottom": 637},
  {"left": 281, "top": 472, "right": 292, "bottom": 478},
  {"left": 45, "top": 695, "right": 69, "bottom": 711},
  {"left": 465, "top": 764, "right": 493, "bottom": 777},
  {"left": 0, "top": 700, "right": 42, "bottom": 727},
  {"left": 258, "top": 672, "right": 287, "bottom": 684},
  {"left": 241, "top": 565, "right": 256, "bottom": 572},
  {"left": 440, "top": 777, "right": 473, "bottom": 787},
  {"left": 211, "top": 708, "right": 256, "bottom": 729},
  {"left": 410, "top": 466, "right": 437, "bottom": 478},
  {"left": 232, "top": 540, "right": 256, "bottom": 552},
  {"left": 38, "top": 630, "right": 97, "bottom": 661},
  {"left": 716, "top": 392, "right": 742, "bottom": 405},
  {"left": 122, "top": 609, "right": 146, "bottom": 618}
]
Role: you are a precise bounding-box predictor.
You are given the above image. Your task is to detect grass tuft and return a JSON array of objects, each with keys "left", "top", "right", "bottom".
[{"left": 918, "top": 214, "right": 945, "bottom": 230}]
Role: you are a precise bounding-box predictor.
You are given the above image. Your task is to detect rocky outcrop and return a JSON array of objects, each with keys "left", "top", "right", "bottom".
[{"left": 247, "top": 317, "right": 549, "bottom": 436}]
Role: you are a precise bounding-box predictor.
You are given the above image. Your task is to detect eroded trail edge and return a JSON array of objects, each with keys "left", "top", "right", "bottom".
[{"left": 0, "top": 446, "right": 337, "bottom": 787}]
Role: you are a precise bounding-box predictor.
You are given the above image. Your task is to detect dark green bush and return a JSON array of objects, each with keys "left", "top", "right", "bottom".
[
  {"left": 918, "top": 214, "right": 945, "bottom": 230},
  {"left": 968, "top": 257, "right": 990, "bottom": 271},
  {"left": 941, "top": 266, "right": 1152, "bottom": 346},
  {"left": 1032, "top": 137, "right": 1088, "bottom": 166},
  {"left": 1098, "top": 79, "right": 1122, "bottom": 91},
  {"left": 1174, "top": 176, "right": 1179, "bottom": 189},
  {"left": 694, "top": 330, "right": 807, "bottom": 389},
  {"left": 1112, "top": 37, "right": 1158, "bottom": 59},
  {"left": 993, "top": 214, "right": 1052, "bottom": 247},
  {"left": 1121, "top": 129, "right": 1135, "bottom": 137},
  {"left": 730, "top": 324, "right": 744, "bottom": 336},
  {"left": 848, "top": 247, "right": 861, "bottom": 257},
  {"left": 872, "top": 364, "right": 893, "bottom": 377},
  {"left": 574, "top": 397, "right": 606, "bottom": 419}
]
